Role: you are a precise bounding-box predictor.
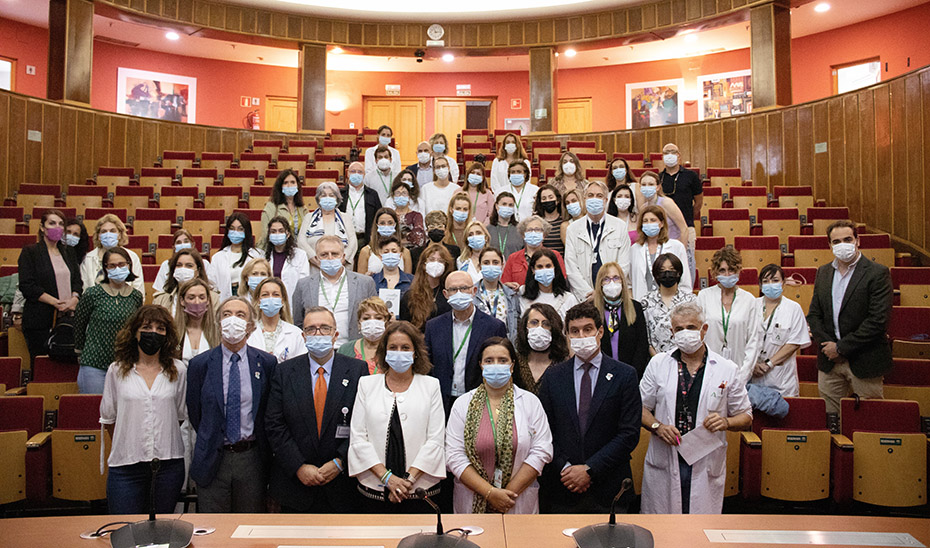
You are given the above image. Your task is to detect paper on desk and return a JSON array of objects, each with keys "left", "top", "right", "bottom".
[{"left": 677, "top": 426, "right": 725, "bottom": 466}]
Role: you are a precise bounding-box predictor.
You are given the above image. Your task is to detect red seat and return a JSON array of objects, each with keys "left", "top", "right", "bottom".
[
  {"left": 0, "top": 396, "right": 51, "bottom": 502},
  {"left": 806, "top": 207, "right": 850, "bottom": 236},
  {"left": 0, "top": 357, "right": 22, "bottom": 393},
  {"left": 32, "top": 356, "right": 79, "bottom": 382},
  {"left": 889, "top": 307, "right": 930, "bottom": 341},
  {"left": 891, "top": 267, "right": 930, "bottom": 288},
  {"left": 56, "top": 394, "right": 102, "bottom": 430},
  {"left": 222, "top": 168, "right": 260, "bottom": 185}
]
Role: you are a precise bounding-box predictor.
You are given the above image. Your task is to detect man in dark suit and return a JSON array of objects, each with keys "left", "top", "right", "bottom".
[
  {"left": 187, "top": 296, "right": 277, "bottom": 513},
  {"left": 425, "top": 271, "right": 508, "bottom": 414},
  {"left": 808, "top": 220, "right": 893, "bottom": 416},
  {"left": 341, "top": 161, "right": 382, "bottom": 252},
  {"left": 265, "top": 306, "right": 369, "bottom": 513},
  {"left": 537, "top": 301, "right": 641, "bottom": 514}
]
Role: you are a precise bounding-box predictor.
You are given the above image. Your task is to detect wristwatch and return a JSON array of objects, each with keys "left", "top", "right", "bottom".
[
  {"left": 650, "top": 422, "right": 661, "bottom": 433},
  {"left": 764, "top": 359, "right": 774, "bottom": 368}
]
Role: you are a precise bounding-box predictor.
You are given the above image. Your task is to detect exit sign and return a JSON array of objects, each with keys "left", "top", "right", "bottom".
[{"left": 511, "top": 98, "right": 521, "bottom": 110}]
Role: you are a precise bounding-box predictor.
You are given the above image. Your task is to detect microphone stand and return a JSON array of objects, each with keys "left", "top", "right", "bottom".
[
  {"left": 149, "top": 458, "right": 160, "bottom": 522},
  {"left": 571, "top": 478, "right": 654, "bottom": 548}
]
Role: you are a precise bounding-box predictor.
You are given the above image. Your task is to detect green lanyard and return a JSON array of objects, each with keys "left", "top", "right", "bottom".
[
  {"left": 321, "top": 274, "right": 346, "bottom": 309},
  {"left": 378, "top": 171, "right": 391, "bottom": 195},
  {"left": 453, "top": 321, "right": 473, "bottom": 362},
  {"left": 760, "top": 300, "right": 779, "bottom": 350},
  {"left": 510, "top": 184, "right": 527, "bottom": 211},
  {"left": 347, "top": 191, "right": 363, "bottom": 213},
  {"left": 720, "top": 291, "right": 736, "bottom": 348},
  {"left": 497, "top": 231, "right": 508, "bottom": 254},
  {"left": 485, "top": 392, "right": 499, "bottom": 445},
  {"left": 360, "top": 339, "right": 378, "bottom": 373}
]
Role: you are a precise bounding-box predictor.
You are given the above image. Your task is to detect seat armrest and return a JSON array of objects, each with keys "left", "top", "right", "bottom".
[
  {"left": 26, "top": 431, "right": 52, "bottom": 449},
  {"left": 831, "top": 434, "right": 853, "bottom": 449},
  {"left": 4, "top": 386, "right": 26, "bottom": 396},
  {"left": 740, "top": 431, "right": 762, "bottom": 447}
]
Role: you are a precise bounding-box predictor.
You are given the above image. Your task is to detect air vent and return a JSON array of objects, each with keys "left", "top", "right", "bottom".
[{"left": 94, "top": 36, "right": 140, "bottom": 48}]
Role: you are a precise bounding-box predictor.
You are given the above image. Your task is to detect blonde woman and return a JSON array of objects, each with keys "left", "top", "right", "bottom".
[
  {"left": 246, "top": 277, "right": 306, "bottom": 363},
  {"left": 549, "top": 151, "right": 588, "bottom": 197},
  {"left": 490, "top": 133, "right": 531, "bottom": 192},
  {"left": 591, "top": 262, "right": 649, "bottom": 378},
  {"left": 559, "top": 188, "right": 585, "bottom": 244},
  {"left": 174, "top": 278, "right": 218, "bottom": 364},
  {"left": 338, "top": 297, "right": 392, "bottom": 374},
  {"left": 237, "top": 258, "right": 271, "bottom": 303},
  {"left": 456, "top": 220, "right": 491, "bottom": 285},
  {"left": 463, "top": 162, "right": 496, "bottom": 223},
  {"left": 80, "top": 213, "right": 144, "bottom": 294},
  {"left": 153, "top": 248, "right": 215, "bottom": 315},
  {"left": 356, "top": 208, "right": 413, "bottom": 275},
  {"left": 421, "top": 156, "right": 461, "bottom": 214},
  {"left": 442, "top": 192, "right": 474, "bottom": 251}
]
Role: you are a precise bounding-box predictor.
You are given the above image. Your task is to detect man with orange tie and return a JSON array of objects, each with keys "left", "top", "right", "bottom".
[{"left": 265, "top": 306, "right": 369, "bottom": 512}]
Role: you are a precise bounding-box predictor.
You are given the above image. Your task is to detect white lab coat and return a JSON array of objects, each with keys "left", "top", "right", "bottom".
[
  {"left": 749, "top": 296, "right": 811, "bottom": 397},
  {"left": 364, "top": 145, "right": 402, "bottom": 176},
  {"left": 152, "top": 258, "right": 217, "bottom": 293},
  {"left": 697, "top": 285, "right": 762, "bottom": 386},
  {"left": 364, "top": 167, "right": 399, "bottom": 205},
  {"left": 80, "top": 248, "right": 145, "bottom": 295},
  {"left": 630, "top": 239, "right": 692, "bottom": 301},
  {"left": 564, "top": 214, "right": 632, "bottom": 301},
  {"left": 490, "top": 158, "right": 532, "bottom": 193},
  {"left": 246, "top": 319, "right": 307, "bottom": 363},
  {"left": 639, "top": 349, "right": 751, "bottom": 514},
  {"left": 495, "top": 183, "right": 538, "bottom": 223},
  {"left": 268, "top": 247, "right": 311, "bottom": 302},
  {"left": 445, "top": 385, "right": 553, "bottom": 514},
  {"left": 210, "top": 246, "right": 263, "bottom": 301}
]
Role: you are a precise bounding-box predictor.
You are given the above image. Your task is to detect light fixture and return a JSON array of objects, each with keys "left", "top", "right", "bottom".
[
  {"left": 814, "top": 2, "right": 830, "bottom": 12},
  {"left": 330, "top": 46, "right": 344, "bottom": 54},
  {"left": 684, "top": 33, "right": 698, "bottom": 43},
  {"left": 564, "top": 49, "right": 577, "bottom": 57},
  {"left": 165, "top": 31, "right": 180, "bottom": 41},
  {"left": 442, "top": 53, "right": 454, "bottom": 62}
]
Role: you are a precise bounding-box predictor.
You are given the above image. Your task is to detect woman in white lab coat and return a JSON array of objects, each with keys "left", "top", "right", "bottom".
[
  {"left": 260, "top": 215, "right": 310, "bottom": 302},
  {"left": 639, "top": 301, "right": 752, "bottom": 514},
  {"left": 630, "top": 205, "right": 691, "bottom": 301},
  {"left": 211, "top": 212, "right": 263, "bottom": 301},
  {"left": 446, "top": 337, "right": 552, "bottom": 514},
  {"left": 245, "top": 277, "right": 306, "bottom": 364},
  {"left": 153, "top": 229, "right": 216, "bottom": 293},
  {"left": 489, "top": 133, "right": 531, "bottom": 192}
]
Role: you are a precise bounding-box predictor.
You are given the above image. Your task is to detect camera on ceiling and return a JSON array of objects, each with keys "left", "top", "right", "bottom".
[{"left": 415, "top": 49, "right": 425, "bottom": 63}]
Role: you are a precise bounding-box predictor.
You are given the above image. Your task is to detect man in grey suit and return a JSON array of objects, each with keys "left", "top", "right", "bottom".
[{"left": 291, "top": 235, "right": 377, "bottom": 346}]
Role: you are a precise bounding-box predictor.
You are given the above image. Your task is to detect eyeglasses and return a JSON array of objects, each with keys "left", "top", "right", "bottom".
[
  {"left": 601, "top": 276, "right": 623, "bottom": 285},
  {"left": 304, "top": 325, "right": 335, "bottom": 336},
  {"left": 446, "top": 286, "right": 473, "bottom": 294}
]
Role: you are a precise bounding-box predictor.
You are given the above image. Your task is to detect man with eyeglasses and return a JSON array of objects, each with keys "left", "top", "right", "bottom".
[
  {"left": 537, "top": 301, "right": 641, "bottom": 514},
  {"left": 658, "top": 143, "right": 702, "bottom": 273},
  {"left": 265, "top": 306, "right": 369, "bottom": 512}
]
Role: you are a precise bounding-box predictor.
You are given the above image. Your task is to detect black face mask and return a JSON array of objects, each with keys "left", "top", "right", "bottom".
[
  {"left": 428, "top": 229, "right": 445, "bottom": 243},
  {"left": 656, "top": 270, "right": 681, "bottom": 288},
  {"left": 540, "top": 201, "right": 558, "bottom": 213},
  {"left": 138, "top": 331, "right": 166, "bottom": 356}
]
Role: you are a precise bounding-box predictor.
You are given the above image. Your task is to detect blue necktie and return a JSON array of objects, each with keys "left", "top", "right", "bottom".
[{"left": 226, "top": 352, "right": 241, "bottom": 443}]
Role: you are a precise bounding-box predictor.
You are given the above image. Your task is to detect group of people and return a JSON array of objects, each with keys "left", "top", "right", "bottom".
[{"left": 15, "top": 134, "right": 894, "bottom": 516}]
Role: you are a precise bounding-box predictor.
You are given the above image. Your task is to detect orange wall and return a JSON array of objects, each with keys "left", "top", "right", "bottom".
[{"left": 0, "top": 18, "right": 49, "bottom": 99}]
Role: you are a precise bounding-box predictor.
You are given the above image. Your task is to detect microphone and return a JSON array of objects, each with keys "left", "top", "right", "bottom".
[
  {"left": 608, "top": 478, "right": 633, "bottom": 526},
  {"left": 415, "top": 488, "right": 443, "bottom": 535},
  {"left": 149, "top": 458, "right": 161, "bottom": 522},
  {"left": 571, "top": 477, "right": 653, "bottom": 548},
  {"left": 108, "top": 458, "right": 194, "bottom": 548},
  {"left": 397, "top": 488, "right": 480, "bottom": 548}
]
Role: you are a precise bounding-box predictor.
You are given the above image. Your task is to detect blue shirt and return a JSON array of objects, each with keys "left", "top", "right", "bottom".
[
  {"left": 310, "top": 351, "right": 335, "bottom": 391},
  {"left": 221, "top": 344, "right": 253, "bottom": 443}
]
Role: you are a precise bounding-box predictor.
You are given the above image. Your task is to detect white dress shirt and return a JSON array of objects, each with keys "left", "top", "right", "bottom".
[
  {"left": 181, "top": 331, "right": 207, "bottom": 364},
  {"left": 421, "top": 181, "right": 461, "bottom": 214},
  {"left": 221, "top": 344, "right": 254, "bottom": 442},
  {"left": 630, "top": 239, "right": 692, "bottom": 301},
  {"left": 451, "top": 307, "right": 476, "bottom": 397},
  {"left": 364, "top": 168, "right": 398, "bottom": 205},
  {"left": 318, "top": 270, "right": 350, "bottom": 347},
  {"left": 346, "top": 185, "right": 368, "bottom": 236},
  {"left": 364, "top": 145, "right": 402, "bottom": 176},
  {"left": 831, "top": 253, "right": 861, "bottom": 340}
]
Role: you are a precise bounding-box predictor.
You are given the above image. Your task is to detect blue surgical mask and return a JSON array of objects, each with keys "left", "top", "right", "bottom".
[
  {"left": 174, "top": 242, "right": 192, "bottom": 253},
  {"left": 269, "top": 233, "right": 288, "bottom": 246},
  {"left": 227, "top": 230, "right": 245, "bottom": 244},
  {"left": 379, "top": 135, "right": 392, "bottom": 146},
  {"left": 107, "top": 266, "right": 130, "bottom": 283},
  {"left": 452, "top": 210, "right": 468, "bottom": 223},
  {"left": 381, "top": 252, "right": 401, "bottom": 268},
  {"left": 509, "top": 174, "right": 525, "bottom": 186},
  {"left": 385, "top": 350, "right": 414, "bottom": 373},
  {"left": 282, "top": 185, "right": 299, "bottom": 197},
  {"left": 248, "top": 276, "right": 265, "bottom": 291},
  {"left": 481, "top": 264, "right": 502, "bottom": 282},
  {"left": 585, "top": 198, "right": 605, "bottom": 216},
  {"left": 482, "top": 363, "right": 513, "bottom": 389},
  {"left": 717, "top": 274, "right": 740, "bottom": 289},
  {"left": 305, "top": 335, "right": 333, "bottom": 358},
  {"left": 524, "top": 231, "right": 544, "bottom": 247},
  {"left": 497, "top": 206, "right": 514, "bottom": 219},
  {"left": 377, "top": 224, "right": 396, "bottom": 237},
  {"left": 259, "top": 297, "right": 283, "bottom": 317},
  {"left": 348, "top": 172, "right": 364, "bottom": 186},
  {"left": 642, "top": 223, "right": 661, "bottom": 237},
  {"left": 641, "top": 185, "right": 657, "bottom": 199},
  {"left": 320, "top": 259, "right": 343, "bottom": 277},
  {"left": 566, "top": 202, "right": 582, "bottom": 217},
  {"left": 432, "top": 143, "right": 446, "bottom": 154},
  {"left": 761, "top": 282, "right": 783, "bottom": 300},
  {"left": 318, "top": 197, "right": 337, "bottom": 211},
  {"left": 447, "top": 291, "right": 474, "bottom": 311},
  {"left": 393, "top": 195, "right": 409, "bottom": 208},
  {"left": 534, "top": 268, "right": 555, "bottom": 286},
  {"left": 467, "top": 173, "right": 483, "bottom": 186},
  {"left": 99, "top": 232, "right": 119, "bottom": 248},
  {"left": 64, "top": 234, "right": 81, "bottom": 247},
  {"left": 467, "top": 235, "right": 486, "bottom": 250},
  {"left": 612, "top": 167, "right": 627, "bottom": 181}
]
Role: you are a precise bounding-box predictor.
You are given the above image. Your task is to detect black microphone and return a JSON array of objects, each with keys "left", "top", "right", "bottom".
[
  {"left": 608, "top": 478, "right": 633, "bottom": 526},
  {"left": 415, "top": 488, "right": 443, "bottom": 535},
  {"left": 149, "top": 458, "right": 161, "bottom": 522}
]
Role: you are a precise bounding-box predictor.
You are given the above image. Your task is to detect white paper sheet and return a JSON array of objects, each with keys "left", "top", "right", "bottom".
[
  {"left": 676, "top": 426, "right": 725, "bottom": 466},
  {"left": 379, "top": 288, "right": 401, "bottom": 316}
]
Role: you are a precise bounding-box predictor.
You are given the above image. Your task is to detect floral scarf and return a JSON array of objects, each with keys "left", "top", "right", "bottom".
[{"left": 464, "top": 384, "right": 516, "bottom": 513}]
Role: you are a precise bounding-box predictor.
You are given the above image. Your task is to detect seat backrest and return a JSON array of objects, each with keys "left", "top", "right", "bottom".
[
  {"left": 33, "top": 356, "right": 79, "bottom": 383},
  {"left": 0, "top": 357, "right": 22, "bottom": 389},
  {"left": 0, "top": 396, "right": 45, "bottom": 437},
  {"left": 57, "top": 395, "right": 103, "bottom": 430},
  {"left": 752, "top": 397, "right": 827, "bottom": 436},
  {"left": 840, "top": 398, "right": 921, "bottom": 439}
]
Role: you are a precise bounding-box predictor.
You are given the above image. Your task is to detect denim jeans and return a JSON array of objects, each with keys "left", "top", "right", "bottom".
[
  {"left": 107, "top": 458, "right": 185, "bottom": 515},
  {"left": 77, "top": 366, "right": 107, "bottom": 394}
]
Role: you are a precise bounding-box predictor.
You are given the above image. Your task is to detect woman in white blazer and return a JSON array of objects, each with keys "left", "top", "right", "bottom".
[
  {"left": 245, "top": 278, "right": 306, "bottom": 364},
  {"left": 630, "top": 205, "right": 691, "bottom": 301},
  {"left": 349, "top": 321, "right": 446, "bottom": 512},
  {"left": 80, "top": 214, "right": 144, "bottom": 294},
  {"left": 639, "top": 301, "right": 752, "bottom": 515},
  {"left": 489, "top": 133, "right": 532, "bottom": 192},
  {"left": 446, "top": 337, "right": 552, "bottom": 514},
  {"left": 211, "top": 212, "right": 263, "bottom": 301},
  {"left": 260, "top": 215, "right": 310, "bottom": 301}
]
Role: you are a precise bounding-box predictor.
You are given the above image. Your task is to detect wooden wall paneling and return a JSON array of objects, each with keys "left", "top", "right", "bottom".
[
  {"left": 659, "top": 128, "right": 675, "bottom": 152},
  {"left": 156, "top": 123, "right": 173, "bottom": 160},
  {"left": 704, "top": 121, "right": 722, "bottom": 168},
  {"left": 192, "top": 1, "right": 209, "bottom": 26},
  {"left": 172, "top": 123, "right": 191, "bottom": 152},
  {"left": 162, "top": 0, "right": 178, "bottom": 18},
  {"left": 645, "top": 129, "right": 661, "bottom": 157},
  {"left": 630, "top": 131, "right": 645, "bottom": 156},
  {"left": 42, "top": 103, "right": 61, "bottom": 186},
  {"left": 827, "top": 98, "right": 846, "bottom": 207},
  {"left": 673, "top": 0, "right": 688, "bottom": 23},
  {"left": 811, "top": 102, "right": 829, "bottom": 205},
  {"left": 177, "top": 0, "right": 193, "bottom": 22},
  {"left": 690, "top": 124, "right": 706, "bottom": 171},
  {"left": 25, "top": 101, "right": 43, "bottom": 184},
  {"left": 766, "top": 112, "right": 783, "bottom": 189},
  {"left": 781, "top": 108, "right": 798, "bottom": 187},
  {"left": 674, "top": 125, "right": 691, "bottom": 166},
  {"left": 737, "top": 117, "right": 752, "bottom": 180},
  {"left": 889, "top": 78, "right": 908, "bottom": 239},
  {"left": 225, "top": 6, "right": 241, "bottom": 31},
  {"left": 842, "top": 94, "right": 861, "bottom": 225},
  {"left": 59, "top": 107, "right": 77, "bottom": 186},
  {"left": 240, "top": 6, "right": 256, "bottom": 33},
  {"left": 108, "top": 115, "right": 127, "bottom": 169},
  {"left": 720, "top": 119, "right": 738, "bottom": 169},
  {"left": 221, "top": 130, "right": 237, "bottom": 155},
  {"left": 271, "top": 12, "right": 288, "bottom": 38},
  {"left": 643, "top": 3, "right": 658, "bottom": 29},
  {"left": 628, "top": 6, "right": 643, "bottom": 33},
  {"left": 0, "top": 93, "right": 9, "bottom": 196},
  {"left": 751, "top": 115, "right": 768, "bottom": 187},
  {"left": 93, "top": 114, "right": 111, "bottom": 175},
  {"left": 796, "top": 105, "right": 814, "bottom": 187},
  {"left": 125, "top": 117, "right": 143, "bottom": 175},
  {"left": 873, "top": 77, "right": 892, "bottom": 234},
  {"left": 655, "top": 1, "right": 671, "bottom": 27},
  {"left": 922, "top": 71, "right": 930, "bottom": 250},
  {"left": 857, "top": 89, "right": 876, "bottom": 227},
  {"left": 205, "top": 128, "right": 221, "bottom": 152},
  {"left": 75, "top": 110, "right": 95, "bottom": 179},
  {"left": 905, "top": 74, "right": 924, "bottom": 249},
  {"left": 141, "top": 120, "right": 160, "bottom": 169}
]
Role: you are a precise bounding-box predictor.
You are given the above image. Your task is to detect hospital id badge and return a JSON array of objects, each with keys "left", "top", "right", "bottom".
[
  {"left": 336, "top": 425, "right": 350, "bottom": 439},
  {"left": 493, "top": 468, "right": 503, "bottom": 488},
  {"left": 721, "top": 346, "right": 732, "bottom": 360}
]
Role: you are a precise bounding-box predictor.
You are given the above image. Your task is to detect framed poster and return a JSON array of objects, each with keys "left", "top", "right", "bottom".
[
  {"left": 116, "top": 68, "right": 197, "bottom": 123},
  {"left": 504, "top": 118, "right": 531, "bottom": 133},
  {"left": 698, "top": 70, "right": 752, "bottom": 121},
  {"left": 625, "top": 79, "right": 684, "bottom": 129}
]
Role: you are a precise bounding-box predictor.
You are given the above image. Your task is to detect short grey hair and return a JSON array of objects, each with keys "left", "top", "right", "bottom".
[
  {"left": 518, "top": 215, "right": 551, "bottom": 237},
  {"left": 670, "top": 301, "right": 705, "bottom": 325},
  {"left": 315, "top": 235, "right": 345, "bottom": 256},
  {"left": 315, "top": 182, "right": 342, "bottom": 206},
  {"left": 585, "top": 180, "right": 609, "bottom": 196},
  {"left": 217, "top": 296, "right": 254, "bottom": 326}
]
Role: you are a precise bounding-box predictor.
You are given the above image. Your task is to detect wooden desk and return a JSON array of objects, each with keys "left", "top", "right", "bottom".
[
  {"left": 503, "top": 514, "right": 930, "bottom": 548},
  {"left": 1, "top": 513, "right": 506, "bottom": 548}
]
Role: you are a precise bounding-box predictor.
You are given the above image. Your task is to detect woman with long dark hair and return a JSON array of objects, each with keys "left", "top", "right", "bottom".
[
  {"left": 261, "top": 215, "right": 310, "bottom": 300},
  {"left": 518, "top": 248, "right": 578, "bottom": 320},
  {"left": 261, "top": 169, "right": 308, "bottom": 242},
  {"left": 211, "top": 211, "right": 262, "bottom": 300},
  {"left": 513, "top": 303, "right": 569, "bottom": 393},
  {"left": 399, "top": 243, "right": 455, "bottom": 329}
]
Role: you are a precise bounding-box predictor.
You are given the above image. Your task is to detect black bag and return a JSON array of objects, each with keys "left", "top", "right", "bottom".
[{"left": 47, "top": 312, "right": 77, "bottom": 361}]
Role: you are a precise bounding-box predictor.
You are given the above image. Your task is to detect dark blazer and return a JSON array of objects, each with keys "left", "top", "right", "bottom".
[
  {"left": 186, "top": 344, "right": 278, "bottom": 487},
  {"left": 424, "top": 307, "right": 508, "bottom": 414},
  {"left": 536, "top": 354, "right": 642, "bottom": 513},
  {"left": 265, "top": 352, "right": 368, "bottom": 512},
  {"left": 18, "top": 242, "right": 82, "bottom": 330},
  {"left": 807, "top": 256, "right": 893, "bottom": 378},
  {"left": 340, "top": 185, "right": 382, "bottom": 237},
  {"left": 599, "top": 300, "right": 650, "bottom": 379}
]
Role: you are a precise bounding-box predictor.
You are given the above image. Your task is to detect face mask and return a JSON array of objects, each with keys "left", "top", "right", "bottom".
[
  {"left": 612, "top": 167, "right": 627, "bottom": 181},
  {"left": 615, "top": 197, "right": 631, "bottom": 211},
  {"left": 570, "top": 336, "right": 599, "bottom": 360},
  {"left": 642, "top": 223, "right": 661, "bottom": 238},
  {"left": 381, "top": 252, "right": 401, "bottom": 269},
  {"left": 481, "top": 264, "right": 502, "bottom": 282},
  {"left": 452, "top": 210, "right": 468, "bottom": 223},
  {"left": 184, "top": 300, "right": 209, "bottom": 318},
  {"left": 641, "top": 186, "right": 657, "bottom": 199},
  {"left": 432, "top": 143, "right": 446, "bottom": 154},
  {"left": 227, "top": 230, "right": 245, "bottom": 245},
  {"left": 663, "top": 153, "right": 679, "bottom": 168},
  {"left": 269, "top": 233, "right": 288, "bottom": 246},
  {"left": 379, "top": 135, "right": 392, "bottom": 146},
  {"left": 173, "top": 267, "right": 196, "bottom": 283},
  {"left": 377, "top": 224, "right": 396, "bottom": 237},
  {"left": 467, "top": 173, "right": 483, "bottom": 186},
  {"left": 562, "top": 161, "right": 577, "bottom": 175},
  {"left": 348, "top": 172, "right": 364, "bottom": 186},
  {"left": 541, "top": 201, "right": 558, "bottom": 214},
  {"left": 248, "top": 275, "right": 265, "bottom": 291},
  {"left": 717, "top": 274, "right": 739, "bottom": 289},
  {"left": 467, "top": 235, "right": 486, "bottom": 250},
  {"left": 482, "top": 363, "right": 512, "bottom": 389},
  {"left": 509, "top": 173, "right": 525, "bottom": 186},
  {"left": 100, "top": 232, "right": 119, "bottom": 248},
  {"left": 393, "top": 195, "right": 409, "bottom": 208},
  {"left": 305, "top": 335, "right": 333, "bottom": 358},
  {"left": 524, "top": 231, "right": 544, "bottom": 247},
  {"left": 603, "top": 281, "right": 623, "bottom": 299},
  {"left": 527, "top": 327, "right": 552, "bottom": 351},
  {"left": 107, "top": 266, "right": 130, "bottom": 283},
  {"left": 385, "top": 350, "right": 415, "bottom": 373},
  {"left": 282, "top": 185, "right": 299, "bottom": 197},
  {"left": 417, "top": 151, "right": 431, "bottom": 164},
  {"left": 138, "top": 331, "right": 166, "bottom": 356},
  {"left": 504, "top": 143, "right": 517, "bottom": 154},
  {"left": 425, "top": 260, "right": 446, "bottom": 278},
  {"left": 447, "top": 291, "right": 474, "bottom": 311},
  {"left": 832, "top": 242, "right": 857, "bottom": 263},
  {"left": 534, "top": 268, "right": 555, "bottom": 286},
  {"left": 318, "top": 197, "right": 337, "bottom": 211},
  {"left": 761, "top": 282, "right": 783, "bottom": 300},
  {"left": 259, "top": 297, "right": 283, "bottom": 317},
  {"left": 586, "top": 198, "right": 605, "bottom": 216},
  {"left": 174, "top": 242, "right": 192, "bottom": 253},
  {"left": 497, "top": 206, "right": 515, "bottom": 219},
  {"left": 320, "top": 259, "right": 343, "bottom": 277},
  {"left": 64, "top": 233, "right": 81, "bottom": 247},
  {"left": 221, "top": 316, "right": 249, "bottom": 344},
  {"left": 656, "top": 271, "right": 681, "bottom": 288},
  {"left": 435, "top": 167, "right": 450, "bottom": 180},
  {"left": 377, "top": 158, "right": 391, "bottom": 171},
  {"left": 566, "top": 202, "right": 582, "bottom": 217},
  {"left": 360, "top": 319, "right": 386, "bottom": 341},
  {"left": 673, "top": 329, "right": 703, "bottom": 354},
  {"left": 45, "top": 227, "right": 63, "bottom": 242},
  {"left": 428, "top": 229, "right": 445, "bottom": 243}
]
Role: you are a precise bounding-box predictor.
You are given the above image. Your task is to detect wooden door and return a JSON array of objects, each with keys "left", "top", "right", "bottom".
[
  {"left": 364, "top": 98, "right": 425, "bottom": 166},
  {"left": 435, "top": 99, "right": 468, "bottom": 153},
  {"left": 265, "top": 97, "right": 298, "bottom": 133},
  {"left": 558, "top": 98, "right": 593, "bottom": 134}
]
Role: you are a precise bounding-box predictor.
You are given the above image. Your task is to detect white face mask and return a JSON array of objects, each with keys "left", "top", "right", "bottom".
[
  {"left": 221, "top": 316, "right": 249, "bottom": 344},
  {"left": 603, "top": 282, "right": 623, "bottom": 299},
  {"left": 614, "top": 197, "right": 631, "bottom": 211},
  {"left": 425, "top": 260, "right": 445, "bottom": 278},
  {"left": 377, "top": 158, "right": 391, "bottom": 171},
  {"left": 832, "top": 242, "right": 858, "bottom": 263},
  {"left": 173, "top": 267, "right": 195, "bottom": 283},
  {"left": 435, "top": 167, "right": 450, "bottom": 180},
  {"left": 417, "top": 151, "right": 431, "bottom": 164},
  {"left": 504, "top": 143, "right": 517, "bottom": 154},
  {"left": 570, "top": 336, "right": 599, "bottom": 360},
  {"left": 673, "top": 329, "right": 704, "bottom": 354},
  {"left": 527, "top": 326, "right": 552, "bottom": 351},
  {"left": 360, "top": 319, "right": 386, "bottom": 341},
  {"left": 562, "top": 161, "right": 577, "bottom": 175}
]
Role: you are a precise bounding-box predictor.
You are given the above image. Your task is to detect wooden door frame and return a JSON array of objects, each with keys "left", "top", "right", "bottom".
[
  {"left": 265, "top": 95, "right": 298, "bottom": 133},
  {"left": 433, "top": 97, "right": 497, "bottom": 133},
  {"left": 557, "top": 97, "right": 593, "bottom": 133},
  {"left": 361, "top": 96, "right": 427, "bottom": 129}
]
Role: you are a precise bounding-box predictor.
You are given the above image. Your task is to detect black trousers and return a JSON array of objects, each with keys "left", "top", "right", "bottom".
[{"left": 23, "top": 327, "right": 50, "bottom": 366}]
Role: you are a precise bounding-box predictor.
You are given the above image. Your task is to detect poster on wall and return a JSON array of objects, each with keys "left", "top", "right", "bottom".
[
  {"left": 698, "top": 70, "right": 752, "bottom": 121},
  {"left": 116, "top": 68, "right": 197, "bottom": 124},
  {"left": 505, "top": 118, "right": 531, "bottom": 134},
  {"left": 625, "top": 79, "right": 684, "bottom": 129}
]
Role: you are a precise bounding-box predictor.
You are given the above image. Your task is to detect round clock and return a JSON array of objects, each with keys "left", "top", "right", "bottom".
[{"left": 427, "top": 24, "right": 445, "bottom": 41}]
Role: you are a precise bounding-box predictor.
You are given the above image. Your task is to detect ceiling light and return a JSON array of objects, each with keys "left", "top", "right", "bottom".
[
  {"left": 564, "top": 49, "right": 577, "bottom": 57},
  {"left": 442, "top": 53, "right": 454, "bottom": 62},
  {"left": 684, "top": 33, "right": 698, "bottom": 43},
  {"left": 165, "top": 31, "right": 180, "bottom": 40},
  {"left": 814, "top": 2, "right": 830, "bottom": 12},
  {"left": 330, "top": 46, "right": 344, "bottom": 54}
]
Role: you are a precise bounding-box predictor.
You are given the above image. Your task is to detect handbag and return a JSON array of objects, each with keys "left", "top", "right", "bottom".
[{"left": 47, "top": 310, "right": 77, "bottom": 361}]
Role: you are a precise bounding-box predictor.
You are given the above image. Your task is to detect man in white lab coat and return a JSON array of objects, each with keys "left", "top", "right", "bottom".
[
  {"left": 639, "top": 301, "right": 752, "bottom": 514},
  {"left": 364, "top": 125, "right": 402, "bottom": 176}
]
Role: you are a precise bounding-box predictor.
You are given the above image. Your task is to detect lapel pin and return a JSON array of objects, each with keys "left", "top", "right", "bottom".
[
  {"left": 606, "top": 373, "right": 613, "bottom": 381},
  {"left": 255, "top": 371, "right": 261, "bottom": 380},
  {"left": 342, "top": 378, "right": 349, "bottom": 387},
  {"left": 718, "top": 381, "right": 727, "bottom": 390}
]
